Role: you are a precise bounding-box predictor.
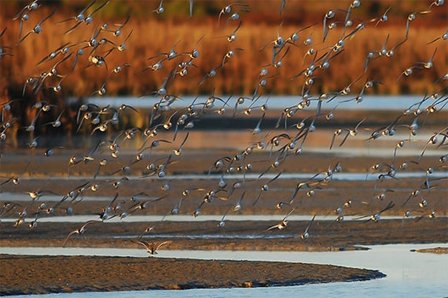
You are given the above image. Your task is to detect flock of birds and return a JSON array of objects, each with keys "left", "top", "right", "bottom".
[{"left": 0, "top": 0, "right": 447, "bottom": 255}]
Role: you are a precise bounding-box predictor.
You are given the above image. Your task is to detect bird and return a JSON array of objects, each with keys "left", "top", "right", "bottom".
[
  {"left": 1, "top": 0, "right": 448, "bottom": 265},
  {"left": 103, "top": 14, "right": 131, "bottom": 37},
  {"left": 322, "top": 10, "right": 336, "bottom": 42},
  {"left": 252, "top": 171, "right": 282, "bottom": 206},
  {"left": 36, "top": 42, "right": 72, "bottom": 66},
  {"left": 225, "top": 21, "right": 242, "bottom": 43},
  {"left": 68, "top": 1, "right": 110, "bottom": 34},
  {"left": 62, "top": 220, "right": 101, "bottom": 247},
  {"left": 427, "top": 30, "right": 448, "bottom": 44},
  {"left": 217, "top": 206, "right": 233, "bottom": 228},
  {"left": 218, "top": 3, "right": 250, "bottom": 25},
  {"left": 357, "top": 201, "right": 395, "bottom": 222},
  {"left": 403, "top": 10, "right": 431, "bottom": 40},
  {"left": 133, "top": 240, "right": 172, "bottom": 256},
  {"left": 18, "top": 10, "right": 55, "bottom": 44},
  {"left": 369, "top": 6, "right": 391, "bottom": 26},
  {"left": 153, "top": 0, "right": 165, "bottom": 14},
  {"left": 42, "top": 109, "right": 65, "bottom": 128},
  {"left": 26, "top": 190, "right": 58, "bottom": 201},
  {"left": 329, "top": 118, "right": 367, "bottom": 149},
  {"left": 266, "top": 208, "right": 295, "bottom": 231},
  {"left": 300, "top": 214, "right": 316, "bottom": 239},
  {"left": 279, "top": 0, "right": 286, "bottom": 15},
  {"left": 13, "top": 0, "right": 40, "bottom": 38}
]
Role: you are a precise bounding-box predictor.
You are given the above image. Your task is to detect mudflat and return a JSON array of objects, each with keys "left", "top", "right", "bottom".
[
  {"left": 0, "top": 149, "right": 445, "bottom": 295},
  {"left": 0, "top": 254, "right": 385, "bottom": 296}
]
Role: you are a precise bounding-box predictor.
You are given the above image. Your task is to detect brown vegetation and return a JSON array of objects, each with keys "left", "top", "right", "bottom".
[{"left": 0, "top": 2, "right": 446, "bottom": 98}]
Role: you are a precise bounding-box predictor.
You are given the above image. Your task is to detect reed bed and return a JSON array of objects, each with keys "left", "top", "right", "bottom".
[
  {"left": 0, "top": 3, "right": 446, "bottom": 135},
  {"left": 0, "top": 9, "right": 446, "bottom": 98}
]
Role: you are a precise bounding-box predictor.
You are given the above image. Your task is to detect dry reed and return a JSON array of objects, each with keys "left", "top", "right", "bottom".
[{"left": 0, "top": 9, "right": 446, "bottom": 98}]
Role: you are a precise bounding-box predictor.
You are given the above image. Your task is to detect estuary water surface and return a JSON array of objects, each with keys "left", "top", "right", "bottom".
[{"left": 81, "top": 95, "right": 436, "bottom": 111}]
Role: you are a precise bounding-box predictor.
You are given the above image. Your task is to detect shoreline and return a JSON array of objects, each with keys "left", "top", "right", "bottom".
[
  {"left": 413, "top": 247, "right": 448, "bottom": 254},
  {"left": 2, "top": 218, "right": 447, "bottom": 251},
  {"left": 0, "top": 254, "right": 385, "bottom": 296}
]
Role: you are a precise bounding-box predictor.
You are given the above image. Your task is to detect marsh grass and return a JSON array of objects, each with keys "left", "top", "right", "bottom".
[{"left": 0, "top": 10, "right": 446, "bottom": 97}]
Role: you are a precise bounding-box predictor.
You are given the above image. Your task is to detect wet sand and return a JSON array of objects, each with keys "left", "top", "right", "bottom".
[
  {"left": 1, "top": 150, "right": 447, "bottom": 251},
  {"left": 414, "top": 247, "right": 448, "bottom": 254},
  {"left": 1, "top": 150, "right": 447, "bottom": 217},
  {"left": 0, "top": 150, "right": 446, "bottom": 295},
  {"left": 0, "top": 254, "right": 385, "bottom": 296},
  {"left": 0, "top": 148, "right": 443, "bottom": 177},
  {"left": 1, "top": 218, "right": 447, "bottom": 251}
]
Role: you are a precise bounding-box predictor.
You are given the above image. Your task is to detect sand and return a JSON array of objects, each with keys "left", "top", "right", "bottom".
[
  {"left": 0, "top": 150, "right": 446, "bottom": 295},
  {"left": 0, "top": 254, "right": 385, "bottom": 296},
  {"left": 1, "top": 218, "right": 447, "bottom": 251},
  {"left": 414, "top": 247, "right": 448, "bottom": 254}
]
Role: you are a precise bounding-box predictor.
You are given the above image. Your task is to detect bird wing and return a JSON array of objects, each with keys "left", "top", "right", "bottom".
[
  {"left": 155, "top": 241, "right": 172, "bottom": 251},
  {"left": 304, "top": 214, "right": 316, "bottom": 234},
  {"left": 62, "top": 230, "right": 79, "bottom": 247}
]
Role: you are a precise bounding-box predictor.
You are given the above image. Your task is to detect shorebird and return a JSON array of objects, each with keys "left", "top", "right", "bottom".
[
  {"left": 369, "top": 7, "right": 391, "bottom": 27},
  {"left": 217, "top": 3, "right": 250, "bottom": 25},
  {"left": 403, "top": 10, "right": 431, "bottom": 40},
  {"left": 59, "top": 0, "right": 96, "bottom": 33},
  {"left": 225, "top": 21, "right": 242, "bottom": 43},
  {"left": 153, "top": 0, "right": 165, "bottom": 14},
  {"left": 62, "top": 220, "right": 101, "bottom": 247},
  {"left": 1, "top": 0, "right": 447, "bottom": 262},
  {"left": 173, "top": 132, "right": 190, "bottom": 156},
  {"left": 427, "top": 30, "right": 448, "bottom": 44},
  {"left": 362, "top": 201, "right": 396, "bottom": 222},
  {"left": 329, "top": 118, "right": 367, "bottom": 149},
  {"left": 26, "top": 190, "right": 58, "bottom": 201},
  {"left": 103, "top": 14, "right": 131, "bottom": 37},
  {"left": 252, "top": 171, "right": 282, "bottom": 206},
  {"left": 266, "top": 208, "right": 295, "bottom": 231},
  {"left": 18, "top": 10, "right": 55, "bottom": 44},
  {"left": 13, "top": 0, "right": 40, "bottom": 38},
  {"left": 133, "top": 240, "right": 172, "bottom": 256},
  {"left": 217, "top": 206, "right": 233, "bottom": 228},
  {"left": 65, "top": 0, "right": 109, "bottom": 34},
  {"left": 300, "top": 214, "right": 316, "bottom": 239},
  {"left": 322, "top": 10, "right": 336, "bottom": 42},
  {"left": 36, "top": 42, "right": 72, "bottom": 66}
]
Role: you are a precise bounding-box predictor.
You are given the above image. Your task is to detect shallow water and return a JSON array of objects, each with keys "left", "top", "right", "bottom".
[
  {"left": 6, "top": 129, "right": 447, "bottom": 155},
  {"left": 13, "top": 171, "right": 448, "bottom": 182},
  {"left": 0, "top": 214, "right": 424, "bottom": 224},
  {"left": 82, "top": 95, "right": 436, "bottom": 111},
  {"left": 3, "top": 243, "right": 448, "bottom": 298}
]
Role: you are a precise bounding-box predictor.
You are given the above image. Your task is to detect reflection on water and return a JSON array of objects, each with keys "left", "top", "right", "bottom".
[{"left": 3, "top": 243, "right": 448, "bottom": 298}]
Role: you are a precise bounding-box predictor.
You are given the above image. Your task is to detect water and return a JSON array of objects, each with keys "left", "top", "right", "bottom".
[
  {"left": 3, "top": 243, "right": 448, "bottom": 298},
  {"left": 3, "top": 129, "right": 445, "bottom": 154},
  {"left": 12, "top": 171, "right": 448, "bottom": 182},
  {"left": 0, "top": 214, "right": 429, "bottom": 224},
  {"left": 77, "top": 95, "right": 439, "bottom": 112},
  {"left": 0, "top": 194, "right": 115, "bottom": 202}
]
